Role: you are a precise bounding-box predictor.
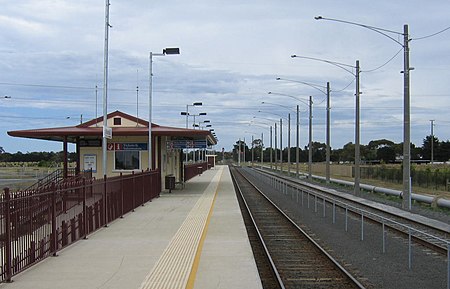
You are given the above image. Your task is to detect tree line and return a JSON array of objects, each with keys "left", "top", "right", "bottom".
[
  {"left": 0, "top": 151, "right": 77, "bottom": 166},
  {"left": 232, "top": 135, "right": 450, "bottom": 163}
]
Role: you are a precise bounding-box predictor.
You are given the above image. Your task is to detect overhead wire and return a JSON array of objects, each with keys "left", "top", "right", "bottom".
[
  {"left": 363, "top": 47, "right": 403, "bottom": 73},
  {"left": 412, "top": 25, "right": 450, "bottom": 41}
]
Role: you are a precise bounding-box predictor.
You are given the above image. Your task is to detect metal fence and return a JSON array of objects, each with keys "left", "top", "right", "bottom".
[
  {"left": 184, "top": 162, "right": 208, "bottom": 182},
  {"left": 0, "top": 169, "right": 161, "bottom": 282}
]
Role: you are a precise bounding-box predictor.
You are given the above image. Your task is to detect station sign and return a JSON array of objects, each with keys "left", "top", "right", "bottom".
[
  {"left": 107, "top": 143, "right": 148, "bottom": 151},
  {"left": 166, "top": 140, "right": 207, "bottom": 149}
]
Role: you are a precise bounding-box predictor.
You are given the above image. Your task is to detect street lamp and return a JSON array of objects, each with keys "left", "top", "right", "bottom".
[
  {"left": 190, "top": 112, "right": 207, "bottom": 129},
  {"left": 291, "top": 55, "right": 360, "bottom": 195},
  {"left": 181, "top": 102, "right": 202, "bottom": 128},
  {"left": 149, "top": 47, "right": 180, "bottom": 170},
  {"left": 276, "top": 77, "right": 332, "bottom": 184},
  {"left": 315, "top": 16, "right": 412, "bottom": 209}
]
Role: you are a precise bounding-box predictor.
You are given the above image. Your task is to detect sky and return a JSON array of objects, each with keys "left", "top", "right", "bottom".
[{"left": 1, "top": 0, "right": 450, "bottom": 153}]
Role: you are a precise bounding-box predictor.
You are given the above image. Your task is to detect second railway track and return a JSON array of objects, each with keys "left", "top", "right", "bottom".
[{"left": 230, "top": 165, "right": 365, "bottom": 289}]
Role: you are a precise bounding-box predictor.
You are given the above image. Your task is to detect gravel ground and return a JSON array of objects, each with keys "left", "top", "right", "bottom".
[{"left": 245, "top": 170, "right": 449, "bottom": 289}]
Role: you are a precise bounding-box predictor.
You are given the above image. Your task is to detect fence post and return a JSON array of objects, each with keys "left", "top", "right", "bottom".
[
  {"left": 447, "top": 243, "right": 449, "bottom": 289},
  {"left": 4, "top": 188, "right": 12, "bottom": 282},
  {"left": 103, "top": 175, "right": 108, "bottom": 227},
  {"left": 361, "top": 212, "right": 364, "bottom": 241},
  {"left": 51, "top": 182, "right": 58, "bottom": 256},
  {"left": 141, "top": 170, "right": 145, "bottom": 206},
  {"left": 132, "top": 171, "right": 136, "bottom": 212},
  {"left": 83, "top": 178, "right": 87, "bottom": 239},
  {"left": 332, "top": 201, "right": 336, "bottom": 224},
  {"left": 322, "top": 197, "right": 326, "bottom": 218},
  {"left": 408, "top": 227, "right": 412, "bottom": 270},
  {"left": 120, "top": 173, "right": 124, "bottom": 218}
]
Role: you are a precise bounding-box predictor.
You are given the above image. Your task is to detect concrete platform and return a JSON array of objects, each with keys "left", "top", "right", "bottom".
[{"left": 0, "top": 165, "right": 262, "bottom": 289}]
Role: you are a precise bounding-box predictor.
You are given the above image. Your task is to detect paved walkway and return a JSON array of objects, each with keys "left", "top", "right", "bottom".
[{"left": 0, "top": 165, "right": 262, "bottom": 289}]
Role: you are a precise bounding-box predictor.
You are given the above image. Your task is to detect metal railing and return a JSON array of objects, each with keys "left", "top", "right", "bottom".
[
  {"left": 0, "top": 169, "right": 161, "bottom": 282},
  {"left": 184, "top": 162, "right": 208, "bottom": 182},
  {"left": 23, "top": 168, "right": 77, "bottom": 192},
  {"left": 243, "top": 167, "right": 450, "bottom": 289}
]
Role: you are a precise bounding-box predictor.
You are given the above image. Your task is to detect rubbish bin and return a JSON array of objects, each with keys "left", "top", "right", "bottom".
[
  {"left": 197, "top": 166, "right": 203, "bottom": 176},
  {"left": 165, "top": 174, "right": 176, "bottom": 193}
]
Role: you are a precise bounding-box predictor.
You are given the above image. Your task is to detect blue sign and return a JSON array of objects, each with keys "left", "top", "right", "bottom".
[{"left": 166, "top": 140, "right": 207, "bottom": 149}]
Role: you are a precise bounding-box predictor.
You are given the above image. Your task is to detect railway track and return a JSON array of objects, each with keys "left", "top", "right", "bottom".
[
  {"left": 230, "top": 166, "right": 365, "bottom": 289},
  {"left": 250, "top": 167, "right": 450, "bottom": 255}
]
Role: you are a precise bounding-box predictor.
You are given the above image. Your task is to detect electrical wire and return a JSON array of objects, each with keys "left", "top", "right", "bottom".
[
  {"left": 363, "top": 47, "right": 403, "bottom": 73},
  {"left": 413, "top": 25, "right": 450, "bottom": 41}
]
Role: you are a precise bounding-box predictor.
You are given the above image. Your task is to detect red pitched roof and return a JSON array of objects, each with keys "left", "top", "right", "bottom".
[{"left": 8, "top": 110, "right": 217, "bottom": 145}]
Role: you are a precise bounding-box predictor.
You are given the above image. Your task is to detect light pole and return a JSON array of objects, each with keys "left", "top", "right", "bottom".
[
  {"left": 268, "top": 92, "right": 312, "bottom": 180},
  {"left": 315, "top": 15, "right": 412, "bottom": 209},
  {"left": 291, "top": 55, "right": 360, "bottom": 194},
  {"left": 430, "top": 120, "right": 435, "bottom": 165},
  {"left": 245, "top": 132, "right": 256, "bottom": 167},
  {"left": 102, "top": 0, "right": 111, "bottom": 179},
  {"left": 276, "top": 78, "right": 331, "bottom": 184},
  {"left": 258, "top": 110, "right": 288, "bottom": 173},
  {"left": 261, "top": 101, "right": 297, "bottom": 176},
  {"left": 251, "top": 117, "right": 273, "bottom": 170},
  {"left": 149, "top": 47, "right": 180, "bottom": 170}
]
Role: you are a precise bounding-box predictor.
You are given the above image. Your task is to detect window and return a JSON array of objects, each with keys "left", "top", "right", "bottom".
[
  {"left": 115, "top": 151, "right": 140, "bottom": 170},
  {"left": 113, "top": 117, "right": 121, "bottom": 125}
]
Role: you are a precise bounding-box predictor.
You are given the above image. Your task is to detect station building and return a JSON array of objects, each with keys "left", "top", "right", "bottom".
[{"left": 8, "top": 111, "right": 217, "bottom": 185}]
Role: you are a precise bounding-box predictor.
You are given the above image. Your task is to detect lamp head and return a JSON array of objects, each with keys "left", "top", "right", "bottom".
[
  {"left": 199, "top": 112, "right": 207, "bottom": 116},
  {"left": 276, "top": 77, "right": 281, "bottom": 80},
  {"left": 163, "top": 47, "right": 180, "bottom": 55},
  {"left": 314, "top": 16, "right": 323, "bottom": 20},
  {"left": 193, "top": 102, "right": 202, "bottom": 106},
  {"left": 290, "top": 55, "right": 297, "bottom": 58}
]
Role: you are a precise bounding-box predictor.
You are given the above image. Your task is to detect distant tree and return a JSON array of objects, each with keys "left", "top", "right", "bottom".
[
  {"left": 421, "top": 135, "right": 440, "bottom": 161},
  {"left": 377, "top": 146, "right": 396, "bottom": 163}
]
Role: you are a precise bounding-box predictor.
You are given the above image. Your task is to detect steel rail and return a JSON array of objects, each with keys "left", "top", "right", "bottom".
[
  {"left": 230, "top": 165, "right": 366, "bottom": 289},
  {"left": 254, "top": 167, "right": 450, "bottom": 254},
  {"left": 230, "top": 167, "right": 285, "bottom": 289}
]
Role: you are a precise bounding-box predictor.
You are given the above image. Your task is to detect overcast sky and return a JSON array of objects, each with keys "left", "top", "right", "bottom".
[{"left": 1, "top": 0, "right": 450, "bottom": 153}]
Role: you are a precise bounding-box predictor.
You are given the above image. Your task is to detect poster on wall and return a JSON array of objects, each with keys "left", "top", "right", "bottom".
[{"left": 84, "top": 154, "right": 97, "bottom": 173}]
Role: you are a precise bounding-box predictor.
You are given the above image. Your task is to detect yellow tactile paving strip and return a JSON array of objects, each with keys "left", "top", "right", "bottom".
[{"left": 138, "top": 166, "right": 224, "bottom": 289}]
